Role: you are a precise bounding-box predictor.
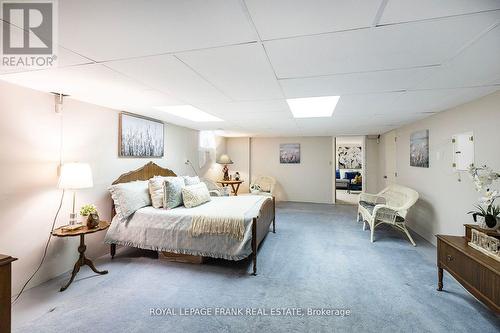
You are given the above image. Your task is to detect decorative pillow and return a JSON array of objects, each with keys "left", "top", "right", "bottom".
[
  {"left": 182, "top": 176, "right": 200, "bottom": 186},
  {"left": 182, "top": 183, "right": 211, "bottom": 208},
  {"left": 109, "top": 181, "right": 151, "bottom": 220},
  {"left": 164, "top": 177, "right": 185, "bottom": 209},
  {"left": 149, "top": 176, "right": 167, "bottom": 208}
]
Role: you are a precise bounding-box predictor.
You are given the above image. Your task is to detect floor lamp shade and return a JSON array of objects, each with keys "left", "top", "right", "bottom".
[{"left": 58, "top": 163, "right": 93, "bottom": 189}]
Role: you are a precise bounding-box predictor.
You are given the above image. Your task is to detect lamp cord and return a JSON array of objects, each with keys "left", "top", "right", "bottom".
[{"left": 12, "top": 189, "right": 65, "bottom": 305}]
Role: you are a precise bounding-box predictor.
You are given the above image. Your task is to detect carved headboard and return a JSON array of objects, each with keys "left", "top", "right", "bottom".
[{"left": 111, "top": 162, "right": 177, "bottom": 217}]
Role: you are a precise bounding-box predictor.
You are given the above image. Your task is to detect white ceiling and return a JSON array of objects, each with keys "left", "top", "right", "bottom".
[{"left": 0, "top": 0, "right": 499, "bottom": 137}]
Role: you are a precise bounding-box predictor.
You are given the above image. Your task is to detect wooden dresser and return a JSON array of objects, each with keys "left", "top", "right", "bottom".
[
  {"left": 0, "top": 254, "right": 17, "bottom": 333},
  {"left": 436, "top": 225, "right": 499, "bottom": 314}
]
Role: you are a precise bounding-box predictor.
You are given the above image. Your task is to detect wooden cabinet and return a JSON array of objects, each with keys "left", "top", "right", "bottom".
[
  {"left": 436, "top": 231, "right": 499, "bottom": 314},
  {"left": 0, "top": 254, "right": 17, "bottom": 333}
]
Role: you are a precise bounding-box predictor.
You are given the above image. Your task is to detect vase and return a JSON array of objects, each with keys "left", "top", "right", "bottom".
[
  {"left": 79, "top": 215, "right": 88, "bottom": 225},
  {"left": 87, "top": 212, "right": 100, "bottom": 229},
  {"left": 475, "top": 214, "right": 499, "bottom": 230}
]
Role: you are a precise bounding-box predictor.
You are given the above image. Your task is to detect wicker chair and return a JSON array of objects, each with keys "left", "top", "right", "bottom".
[
  {"left": 250, "top": 176, "right": 276, "bottom": 197},
  {"left": 201, "top": 178, "right": 223, "bottom": 197},
  {"left": 357, "top": 184, "right": 419, "bottom": 246}
]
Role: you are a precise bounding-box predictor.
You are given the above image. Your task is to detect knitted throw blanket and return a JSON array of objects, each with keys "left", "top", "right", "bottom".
[
  {"left": 191, "top": 216, "right": 245, "bottom": 241},
  {"left": 189, "top": 196, "right": 264, "bottom": 241}
]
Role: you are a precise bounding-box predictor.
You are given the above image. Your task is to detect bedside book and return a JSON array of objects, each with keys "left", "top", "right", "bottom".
[{"left": 61, "top": 224, "right": 84, "bottom": 232}]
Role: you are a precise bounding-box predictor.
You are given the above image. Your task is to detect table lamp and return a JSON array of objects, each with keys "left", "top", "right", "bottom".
[
  {"left": 217, "top": 154, "right": 233, "bottom": 181},
  {"left": 58, "top": 163, "right": 93, "bottom": 225}
]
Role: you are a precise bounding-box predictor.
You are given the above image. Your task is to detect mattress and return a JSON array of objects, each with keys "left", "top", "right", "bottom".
[{"left": 104, "top": 195, "right": 271, "bottom": 261}]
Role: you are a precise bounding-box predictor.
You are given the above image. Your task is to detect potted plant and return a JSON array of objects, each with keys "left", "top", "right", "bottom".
[
  {"left": 79, "top": 204, "right": 97, "bottom": 225},
  {"left": 467, "top": 165, "right": 500, "bottom": 230}
]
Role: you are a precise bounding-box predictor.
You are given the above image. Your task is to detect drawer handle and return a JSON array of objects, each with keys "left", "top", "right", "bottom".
[{"left": 446, "top": 255, "right": 454, "bottom": 262}]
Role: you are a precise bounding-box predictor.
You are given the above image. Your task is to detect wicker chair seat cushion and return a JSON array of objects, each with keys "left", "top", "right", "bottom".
[{"left": 359, "top": 201, "right": 405, "bottom": 222}]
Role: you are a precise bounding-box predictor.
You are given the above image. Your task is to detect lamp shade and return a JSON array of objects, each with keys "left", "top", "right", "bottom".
[
  {"left": 58, "top": 163, "right": 93, "bottom": 189},
  {"left": 217, "top": 154, "right": 233, "bottom": 165}
]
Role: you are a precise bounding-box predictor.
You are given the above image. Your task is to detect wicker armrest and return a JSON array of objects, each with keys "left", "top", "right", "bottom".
[
  {"left": 359, "top": 193, "right": 385, "bottom": 204},
  {"left": 372, "top": 204, "right": 401, "bottom": 222}
]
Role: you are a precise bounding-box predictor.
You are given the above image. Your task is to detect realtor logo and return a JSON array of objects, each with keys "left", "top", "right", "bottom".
[{"left": 1, "top": 0, "right": 57, "bottom": 68}]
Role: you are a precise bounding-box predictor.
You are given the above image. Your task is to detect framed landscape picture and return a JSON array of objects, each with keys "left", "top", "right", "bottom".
[
  {"left": 280, "top": 143, "right": 300, "bottom": 164},
  {"left": 119, "top": 112, "right": 164, "bottom": 157},
  {"left": 410, "top": 129, "right": 429, "bottom": 168}
]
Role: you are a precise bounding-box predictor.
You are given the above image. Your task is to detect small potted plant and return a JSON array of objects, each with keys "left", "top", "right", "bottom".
[
  {"left": 467, "top": 165, "right": 500, "bottom": 230},
  {"left": 79, "top": 204, "right": 98, "bottom": 227}
]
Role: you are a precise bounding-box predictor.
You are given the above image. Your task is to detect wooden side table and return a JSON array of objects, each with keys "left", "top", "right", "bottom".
[
  {"left": 217, "top": 180, "right": 244, "bottom": 196},
  {"left": 52, "top": 221, "right": 110, "bottom": 291},
  {"left": 0, "top": 254, "right": 17, "bottom": 333}
]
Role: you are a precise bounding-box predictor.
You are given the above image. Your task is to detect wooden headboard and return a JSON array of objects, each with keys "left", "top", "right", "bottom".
[
  {"left": 111, "top": 162, "right": 177, "bottom": 218},
  {"left": 112, "top": 161, "right": 177, "bottom": 185}
]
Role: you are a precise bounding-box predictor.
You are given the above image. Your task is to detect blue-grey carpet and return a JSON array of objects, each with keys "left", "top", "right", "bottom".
[{"left": 13, "top": 202, "right": 500, "bottom": 332}]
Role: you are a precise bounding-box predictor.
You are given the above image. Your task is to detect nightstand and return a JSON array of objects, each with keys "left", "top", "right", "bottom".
[{"left": 52, "top": 221, "right": 110, "bottom": 291}]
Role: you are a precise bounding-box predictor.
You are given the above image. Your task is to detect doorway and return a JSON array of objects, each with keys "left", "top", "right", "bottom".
[{"left": 334, "top": 136, "right": 365, "bottom": 205}]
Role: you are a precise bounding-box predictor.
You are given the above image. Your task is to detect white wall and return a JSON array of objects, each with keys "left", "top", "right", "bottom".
[
  {"left": 364, "top": 135, "right": 380, "bottom": 194},
  {"left": 224, "top": 136, "right": 333, "bottom": 203},
  {"left": 0, "top": 81, "right": 207, "bottom": 294},
  {"left": 226, "top": 137, "right": 250, "bottom": 193},
  {"left": 377, "top": 91, "right": 500, "bottom": 245}
]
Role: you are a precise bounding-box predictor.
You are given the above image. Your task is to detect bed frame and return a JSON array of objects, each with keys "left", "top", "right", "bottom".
[{"left": 109, "top": 162, "right": 276, "bottom": 275}]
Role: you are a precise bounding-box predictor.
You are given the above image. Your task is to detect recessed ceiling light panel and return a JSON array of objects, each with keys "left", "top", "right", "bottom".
[
  {"left": 154, "top": 105, "right": 223, "bottom": 122},
  {"left": 286, "top": 96, "right": 340, "bottom": 118}
]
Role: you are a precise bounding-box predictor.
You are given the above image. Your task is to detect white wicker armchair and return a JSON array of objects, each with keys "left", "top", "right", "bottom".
[
  {"left": 357, "top": 184, "right": 419, "bottom": 246},
  {"left": 201, "top": 178, "right": 223, "bottom": 197},
  {"left": 250, "top": 176, "right": 276, "bottom": 197}
]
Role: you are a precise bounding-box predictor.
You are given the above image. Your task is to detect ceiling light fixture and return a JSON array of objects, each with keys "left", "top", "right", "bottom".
[
  {"left": 154, "top": 105, "right": 223, "bottom": 122},
  {"left": 286, "top": 96, "right": 340, "bottom": 118}
]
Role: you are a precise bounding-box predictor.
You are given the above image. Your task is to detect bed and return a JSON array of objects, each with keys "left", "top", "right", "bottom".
[{"left": 105, "top": 162, "right": 275, "bottom": 275}]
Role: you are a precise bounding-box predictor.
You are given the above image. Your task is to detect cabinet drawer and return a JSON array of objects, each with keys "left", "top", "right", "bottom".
[{"left": 438, "top": 239, "right": 499, "bottom": 306}]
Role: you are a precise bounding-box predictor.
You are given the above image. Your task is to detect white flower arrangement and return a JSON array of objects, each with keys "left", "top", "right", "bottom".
[{"left": 468, "top": 165, "right": 500, "bottom": 228}]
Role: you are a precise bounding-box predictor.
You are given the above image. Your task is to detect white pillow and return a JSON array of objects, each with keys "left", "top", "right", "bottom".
[
  {"left": 182, "top": 183, "right": 211, "bottom": 208},
  {"left": 182, "top": 176, "right": 200, "bottom": 186},
  {"left": 149, "top": 176, "right": 168, "bottom": 208},
  {"left": 109, "top": 181, "right": 151, "bottom": 220}
]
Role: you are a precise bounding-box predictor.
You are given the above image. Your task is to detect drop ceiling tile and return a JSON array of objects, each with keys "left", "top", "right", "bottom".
[
  {"left": 264, "top": 11, "right": 500, "bottom": 78},
  {"left": 220, "top": 110, "right": 292, "bottom": 122},
  {"left": 413, "top": 25, "right": 500, "bottom": 89},
  {"left": 196, "top": 100, "right": 289, "bottom": 116},
  {"left": 0, "top": 24, "right": 93, "bottom": 74},
  {"left": 391, "top": 86, "right": 500, "bottom": 113},
  {"left": 232, "top": 118, "right": 297, "bottom": 130},
  {"left": 245, "top": 0, "right": 383, "bottom": 40},
  {"left": 280, "top": 67, "right": 437, "bottom": 97},
  {"left": 334, "top": 92, "right": 405, "bottom": 117},
  {"left": 0, "top": 64, "right": 181, "bottom": 110},
  {"left": 105, "top": 55, "right": 231, "bottom": 104},
  {"left": 59, "top": 0, "right": 257, "bottom": 61},
  {"left": 177, "top": 43, "right": 284, "bottom": 101},
  {"left": 380, "top": 0, "right": 500, "bottom": 25}
]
